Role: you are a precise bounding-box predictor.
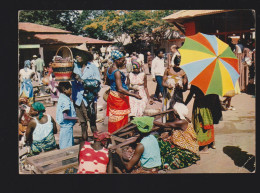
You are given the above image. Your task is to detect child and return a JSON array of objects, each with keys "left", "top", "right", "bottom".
[
  {"left": 48, "top": 74, "right": 60, "bottom": 106},
  {"left": 56, "top": 82, "right": 78, "bottom": 149}
]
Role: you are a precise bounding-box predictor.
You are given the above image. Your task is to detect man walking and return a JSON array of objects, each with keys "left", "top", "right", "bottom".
[
  {"left": 35, "top": 54, "right": 45, "bottom": 85},
  {"left": 151, "top": 49, "right": 165, "bottom": 102}
]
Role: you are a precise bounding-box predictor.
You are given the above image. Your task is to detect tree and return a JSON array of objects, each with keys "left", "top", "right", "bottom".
[
  {"left": 83, "top": 10, "right": 178, "bottom": 50},
  {"left": 19, "top": 10, "right": 80, "bottom": 33}
]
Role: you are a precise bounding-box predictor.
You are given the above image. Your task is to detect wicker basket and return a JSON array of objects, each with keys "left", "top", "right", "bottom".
[
  {"left": 52, "top": 46, "right": 74, "bottom": 82},
  {"left": 103, "top": 89, "right": 110, "bottom": 102}
]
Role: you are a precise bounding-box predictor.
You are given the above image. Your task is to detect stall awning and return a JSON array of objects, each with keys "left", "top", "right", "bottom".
[
  {"left": 19, "top": 44, "right": 40, "bottom": 49},
  {"left": 163, "top": 10, "right": 234, "bottom": 23}
]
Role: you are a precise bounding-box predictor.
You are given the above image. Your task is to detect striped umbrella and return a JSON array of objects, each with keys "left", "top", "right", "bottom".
[{"left": 179, "top": 32, "right": 240, "bottom": 96}]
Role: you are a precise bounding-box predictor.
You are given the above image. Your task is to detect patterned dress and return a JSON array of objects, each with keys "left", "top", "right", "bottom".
[
  {"left": 129, "top": 72, "right": 148, "bottom": 117},
  {"left": 77, "top": 141, "right": 109, "bottom": 174},
  {"left": 106, "top": 69, "right": 130, "bottom": 133},
  {"left": 155, "top": 123, "right": 200, "bottom": 170},
  {"left": 19, "top": 68, "right": 34, "bottom": 104},
  {"left": 191, "top": 86, "right": 214, "bottom": 146}
]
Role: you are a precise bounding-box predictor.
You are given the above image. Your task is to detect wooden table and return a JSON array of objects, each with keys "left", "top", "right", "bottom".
[{"left": 25, "top": 145, "right": 79, "bottom": 174}]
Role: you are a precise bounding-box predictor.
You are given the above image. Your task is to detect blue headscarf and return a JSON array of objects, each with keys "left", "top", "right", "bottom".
[
  {"left": 24, "top": 60, "right": 31, "bottom": 72},
  {"left": 111, "top": 50, "right": 124, "bottom": 62}
]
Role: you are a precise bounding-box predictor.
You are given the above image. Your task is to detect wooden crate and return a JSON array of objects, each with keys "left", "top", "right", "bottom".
[{"left": 25, "top": 145, "right": 79, "bottom": 174}]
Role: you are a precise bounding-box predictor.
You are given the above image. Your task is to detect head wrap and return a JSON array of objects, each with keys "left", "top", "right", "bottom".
[
  {"left": 32, "top": 102, "right": 46, "bottom": 120},
  {"left": 131, "top": 116, "right": 154, "bottom": 133},
  {"left": 131, "top": 59, "right": 140, "bottom": 69},
  {"left": 174, "top": 55, "right": 181, "bottom": 66},
  {"left": 24, "top": 60, "right": 31, "bottom": 72},
  {"left": 111, "top": 50, "right": 124, "bottom": 62},
  {"left": 93, "top": 131, "right": 110, "bottom": 145},
  {"left": 173, "top": 102, "right": 188, "bottom": 120}
]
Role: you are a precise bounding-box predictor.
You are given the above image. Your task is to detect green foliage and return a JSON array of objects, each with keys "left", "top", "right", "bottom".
[
  {"left": 18, "top": 10, "right": 178, "bottom": 49},
  {"left": 19, "top": 10, "right": 80, "bottom": 33},
  {"left": 82, "top": 10, "right": 177, "bottom": 47}
]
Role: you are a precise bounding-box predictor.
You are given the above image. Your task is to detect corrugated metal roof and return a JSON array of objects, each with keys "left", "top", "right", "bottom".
[
  {"left": 19, "top": 22, "right": 72, "bottom": 33},
  {"left": 34, "top": 34, "right": 114, "bottom": 44},
  {"left": 163, "top": 10, "right": 233, "bottom": 22}
]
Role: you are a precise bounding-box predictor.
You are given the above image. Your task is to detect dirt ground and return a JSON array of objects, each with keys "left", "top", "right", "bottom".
[{"left": 41, "top": 63, "right": 255, "bottom": 173}]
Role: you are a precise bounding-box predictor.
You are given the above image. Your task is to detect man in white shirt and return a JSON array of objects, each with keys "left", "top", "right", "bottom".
[{"left": 151, "top": 49, "right": 165, "bottom": 102}]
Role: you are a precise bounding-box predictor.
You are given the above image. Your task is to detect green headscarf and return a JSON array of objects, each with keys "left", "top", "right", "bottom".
[
  {"left": 32, "top": 102, "right": 46, "bottom": 120},
  {"left": 131, "top": 116, "right": 154, "bottom": 133}
]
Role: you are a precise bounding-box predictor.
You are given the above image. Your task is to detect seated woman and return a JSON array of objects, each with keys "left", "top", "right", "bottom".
[
  {"left": 19, "top": 97, "right": 32, "bottom": 139},
  {"left": 77, "top": 131, "right": 113, "bottom": 174},
  {"left": 153, "top": 100, "right": 200, "bottom": 170},
  {"left": 25, "top": 102, "right": 57, "bottom": 155},
  {"left": 115, "top": 116, "right": 161, "bottom": 173}
]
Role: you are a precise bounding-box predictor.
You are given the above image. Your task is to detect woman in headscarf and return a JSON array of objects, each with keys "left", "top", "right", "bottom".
[
  {"left": 77, "top": 131, "right": 113, "bottom": 174},
  {"left": 25, "top": 102, "right": 57, "bottom": 155},
  {"left": 154, "top": 100, "right": 200, "bottom": 170},
  {"left": 162, "top": 55, "right": 188, "bottom": 123},
  {"left": 106, "top": 50, "right": 142, "bottom": 134},
  {"left": 127, "top": 60, "right": 153, "bottom": 118},
  {"left": 114, "top": 116, "right": 162, "bottom": 173},
  {"left": 19, "top": 60, "right": 35, "bottom": 104}
]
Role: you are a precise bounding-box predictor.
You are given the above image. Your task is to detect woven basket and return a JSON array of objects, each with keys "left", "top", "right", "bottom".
[
  {"left": 52, "top": 46, "right": 74, "bottom": 82},
  {"left": 103, "top": 89, "right": 110, "bottom": 102}
]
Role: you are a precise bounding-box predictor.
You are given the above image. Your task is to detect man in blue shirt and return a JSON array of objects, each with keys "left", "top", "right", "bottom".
[{"left": 71, "top": 48, "right": 101, "bottom": 141}]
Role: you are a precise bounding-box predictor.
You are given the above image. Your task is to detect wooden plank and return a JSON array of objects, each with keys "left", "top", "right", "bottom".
[
  {"left": 27, "top": 145, "right": 79, "bottom": 160},
  {"left": 117, "top": 130, "right": 135, "bottom": 137},
  {"left": 25, "top": 159, "right": 43, "bottom": 174},
  {"left": 26, "top": 145, "right": 79, "bottom": 165},
  {"left": 38, "top": 155, "right": 78, "bottom": 173},
  {"left": 48, "top": 165, "right": 79, "bottom": 174},
  {"left": 113, "top": 109, "right": 177, "bottom": 136},
  {"left": 42, "top": 157, "right": 78, "bottom": 174},
  {"left": 115, "top": 125, "right": 137, "bottom": 135},
  {"left": 34, "top": 153, "right": 78, "bottom": 167},
  {"left": 111, "top": 122, "right": 133, "bottom": 135},
  {"left": 109, "top": 136, "right": 139, "bottom": 150},
  {"left": 111, "top": 136, "right": 126, "bottom": 143},
  {"left": 44, "top": 162, "right": 78, "bottom": 174}
]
